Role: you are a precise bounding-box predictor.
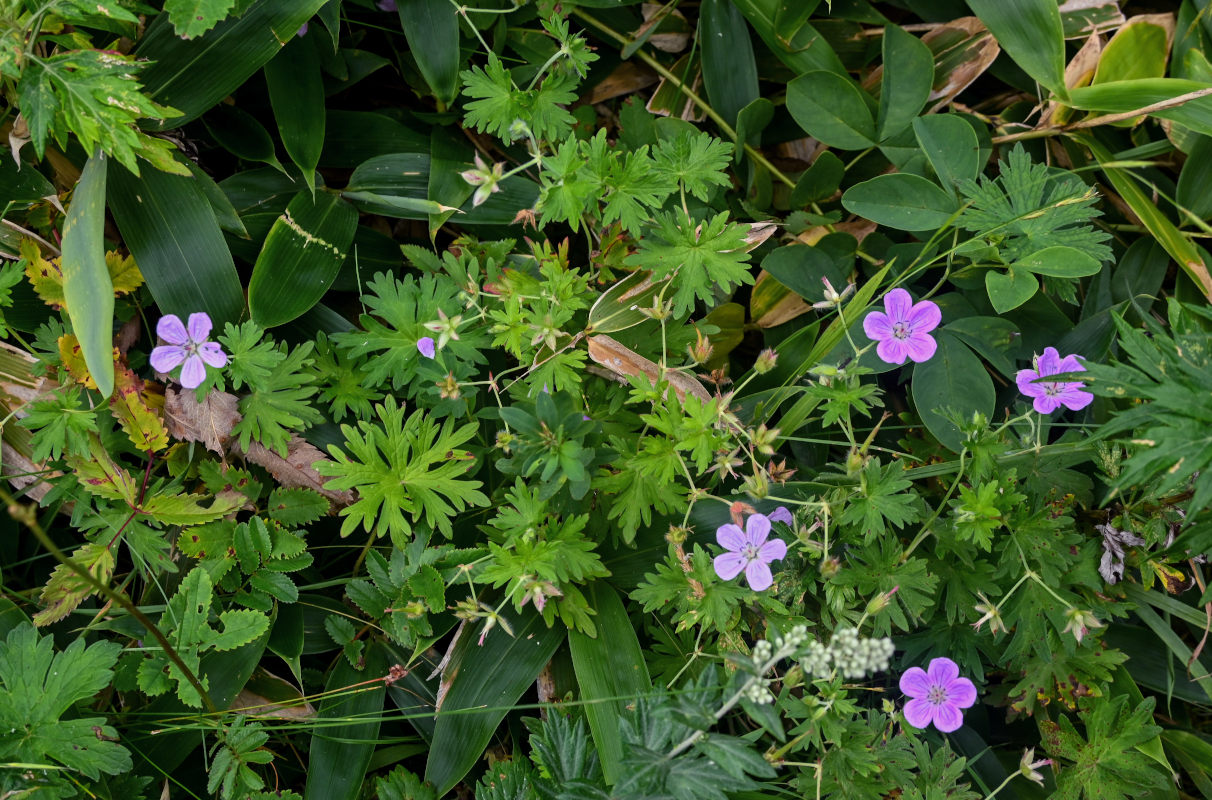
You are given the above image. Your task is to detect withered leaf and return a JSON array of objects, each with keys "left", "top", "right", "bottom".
[
  {"left": 163, "top": 387, "right": 241, "bottom": 456},
  {"left": 587, "top": 334, "right": 711, "bottom": 403},
  {"left": 238, "top": 434, "right": 355, "bottom": 507}
]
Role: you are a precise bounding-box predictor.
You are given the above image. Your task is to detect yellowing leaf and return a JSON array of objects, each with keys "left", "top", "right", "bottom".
[
  {"left": 106, "top": 251, "right": 144, "bottom": 296},
  {"left": 110, "top": 366, "right": 169, "bottom": 453},
  {"left": 22, "top": 237, "right": 64, "bottom": 308},
  {"left": 33, "top": 541, "right": 115, "bottom": 627},
  {"left": 66, "top": 435, "right": 139, "bottom": 504}
]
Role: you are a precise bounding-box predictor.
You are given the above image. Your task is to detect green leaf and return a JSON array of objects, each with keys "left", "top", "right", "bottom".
[
  {"left": 568, "top": 583, "right": 651, "bottom": 785},
  {"left": 203, "top": 103, "right": 286, "bottom": 173},
  {"left": 265, "top": 34, "right": 326, "bottom": 193},
  {"left": 911, "top": 114, "right": 981, "bottom": 196},
  {"left": 304, "top": 644, "right": 388, "bottom": 800},
  {"left": 1040, "top": 696, "right": 1168, "bottom": 800},
  {"left": 60, "top": 150, "right": 114, "bottom": 399},
  {"left": 910, "top": 332, "right": 995, "bottom": 452},
  {"left": 1067, "top": 79, "right": 1212, "bottom": 138},
  {"left": 1012, "top": 246, "right": 1102, "bottom": 277},
  {"left": 108, "top": 162, "right": 246, "bottom": 327},
  {"left": 165, "top": 0, "right": 239, "bottom": 39},
  {"left": 425, "top": 607, "right": 565, "bottom": 795},
  {"left": 1177, "top": 135, "right": 1212, "bottom": 219},
  {"left": 138, "top": 0, "right": 328, "bottom": 127},
  {"left": 841, "top": 173, "right": 957, "bottom": 231},
  {"left": 396, "top": 0, "right": 461, "bottom": 106},
  {"left": 730, "top": 0, "right": 846, "bottom": 76},
  {"left": 876, "top": 25, "right": 934, "bottom": 141},
  {"left": 700, "top": 0, "right": 759, "bottom": 129},
  {"left": 1091, "top": 16, "right": 1171, "bottom": 85},
  {"left": 985, "top": 268, "right": 1040, "bottom": 314},
  {"left": 0, "top": 624, "right": 130, "bottom": 780},
  {"left": 966, "top": 0, "right": 1067, "bottom": 98},
  {"left": 786, "top": 71, "right": 876, "bottom": 150},
  {"left": 249, "top": 190, "right": 358, "bottom": 327}
]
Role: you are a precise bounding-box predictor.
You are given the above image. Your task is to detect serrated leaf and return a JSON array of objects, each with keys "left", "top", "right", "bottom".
[
  {"left": 141, "top": 490, "right": 242, "bottom": 526},
  {"left": 210, "top": 609, "right": 272, "bottom": 651},
  {"left": 67, "top": 435, "right": 139, "bottom": 504},
  {"left": 109, "top": 365, "right": 170, "bottom": 453},
  {"left": 32, "top": 542, "right": 115, "bottom": 627},
  {"left": 267, "top": 487, "right": 329, "bottom": 526},
  {"left": 407, "top": 565, "right": 445, "bottom": 612}
]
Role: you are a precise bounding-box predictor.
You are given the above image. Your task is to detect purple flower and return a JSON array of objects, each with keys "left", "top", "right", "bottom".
[
  {"left": 899, "top": 657, "right": 977, "bottom": 733},
  {"left": 150, "top": 312, "right": 227, "bottom": 390},
  {"left": 862, "top": 288, "right": 941, "bottom": 365},
  {"left": 1016, "top": 347, "right": 1093, "bottom": 414},
  {"left": 296, "top": 21, "right": 308, "bottom": 37},
  {"left": 377, "top": 0, "right": 397, "bottom": 10},
  {"left": 769, "top": 506, "right": 793, "bottom": 526},
  {"left": 713, "top": 513, "right": 787, "bottom": 592},
  {"left": 417, "top": 337, "right": 436, "bottom": 358}
]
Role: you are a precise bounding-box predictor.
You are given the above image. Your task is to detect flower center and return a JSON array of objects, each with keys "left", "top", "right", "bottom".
[
  {"left": 741, "top": 544, "right": 760, "bottom": 561},
  {"left": 892, "top": 321, "right": 912, "bottom": 340},
  {"left": 927, "top": 684, "right": 949, "bottom": 706}
]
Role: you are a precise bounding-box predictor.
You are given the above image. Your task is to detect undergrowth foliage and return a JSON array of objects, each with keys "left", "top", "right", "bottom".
[{"left": 2, "top": 0, "right": 1212, "bottom": 798}]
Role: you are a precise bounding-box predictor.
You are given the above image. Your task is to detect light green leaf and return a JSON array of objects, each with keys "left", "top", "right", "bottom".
[
  {"left": 60, "top": 150, "right": 114, "bottom": 399},
  {"left": 1012, "top": 246, "right": 1102, "bottom": 277},
  {"left": 985, "top": 267, "right": 1039, "bottom": 314},
  {"left": 165, "top": 0, "right": 239, "bottom": 39}
]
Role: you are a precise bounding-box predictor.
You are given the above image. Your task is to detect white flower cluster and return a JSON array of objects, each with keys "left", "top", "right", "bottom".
[
  {"left": 742, "top": 681, "right": 776, "bottom": 705},
  {"left": 800, "top": 627, "right": 895, "bottom": 679}
]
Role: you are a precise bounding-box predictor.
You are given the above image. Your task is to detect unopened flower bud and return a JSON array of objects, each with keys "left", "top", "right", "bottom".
[
  {"left": 688, "top": 329, "right": 714, "bottom": 365},
  {"left": 754, "top": 348, "right": 779, "bottom": 374},
  {"left": 666, "top": 525, "right": 689, "bottom": 545},
  {"left": 753, "top": 424, "right": 780, "bottom": 455},
  {"left": 819, "top": 556, "right": 841, "bottom": 579},
  {"left": 865, "top": 586, "right": 898, "bottom": 616}
]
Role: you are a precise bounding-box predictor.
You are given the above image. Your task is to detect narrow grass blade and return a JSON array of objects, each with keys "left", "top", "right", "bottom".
[
  {"left": 304, "top": 645, "right": 389, "bottom": 800},
  {"left": 60, "top": 149, "right": 114, "bottom": 398}
]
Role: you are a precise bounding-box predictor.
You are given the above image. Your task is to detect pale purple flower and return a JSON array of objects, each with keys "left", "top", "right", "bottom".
[
  {"left": 417, "top": 336, "right": 436, "bottom": 358},
  {"left": 713, "top": 513, "right": 787, "bottom": 592},
  {"left": 899, "top": 657, "right": 977, "bottom": 733},
  {"left": 862, "top": 288, "right": 941, "bottom": 365},
  {"left": 297, "top": 22, "right": 308, "bottom": 37},
  {"left": 769, "top": 506, "right": 793, "bottom": 526},
  {"left": 1016, "top": 347, "right": 1093, "bottom": 414},
  {"left": 377, "top": 0, "right": 397, "bottom": 9},
  {"left": 150, "top": 312, "right": 227, "bottom": 390}
]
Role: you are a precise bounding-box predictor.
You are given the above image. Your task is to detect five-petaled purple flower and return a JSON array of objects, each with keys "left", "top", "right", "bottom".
[
  {"left": 769, "top": 506, "right": 794, "bottom": 526},
  {"left": 713, "top": 513, "right": 787, "bottom": 592},
  {"left": 899, "top": 657, "right": 977, "bottom": 733},
  {"left": 1016, "top": 347, "right": 1093, "bottom": 414},
  {"left": 863, "top": 288, "right": 941, "bottom": 365},
  {"left": 417, "top": 336, "right": 437, "bottom": 359},
  {"left": 150, "top": 312, "right": 227, "bottom": 390}
]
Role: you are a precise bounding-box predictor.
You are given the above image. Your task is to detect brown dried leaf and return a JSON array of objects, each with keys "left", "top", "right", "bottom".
[
  {"left": 587, "top": 61, "right": 659, "bottom": 105},
  {"left": 920, "top": 18, "right": 1000, "bottom": 113},
  {"left": 1043, "top": 31, "right": 1103, "bottom": 126},
  {"left": 164, "top": 387, "right": 241, "bottom": 455},
  {"left": 238, "top": 434, "right": 355, "bottom": 507},
  {"left": 587, "top": 334, "right": 710, "bottom": 403},
  {"left": 635, "top": 3, "right": 691, "bottom": 53}
]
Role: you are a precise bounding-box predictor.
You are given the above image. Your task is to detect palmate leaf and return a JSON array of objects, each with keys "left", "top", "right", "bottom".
[
  {"left": 316, "top": 398, "right": 489, "bottom": 543},
  {"left": 1040, "top": 696, "right": 1168, "bottom": 800},
  {"left": 460, "top": 53, "right": 577, "bottom": 142},
  {"left": 626, "top": 210, "right": 753, "bottom": 317},
  {"left": 0, "top": 624, "right": 131, "bottom": 780},
  {"left": 652, "top": 131, "right": 734, "bottom": 201},
  {"left": 17, "top": 49, "right": 186, "bottom": 176}
]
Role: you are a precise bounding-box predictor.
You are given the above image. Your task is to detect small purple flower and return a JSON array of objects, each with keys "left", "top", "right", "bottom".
[
  {"left": 417, "top": 336, "right": 436, "bottom": 358},
  {"left": 296, "top": 21, "right": 308, "bottom": 37},
  {"left": 377, "top": 0, "right": 397, "bottom": 10},
  {"left": 713, "top": 513, "right": 787, "bottom": 592},
  {"left": 769, "top": 506, "right": 794, "bottom": 526},
  {"left": 1016, "top": 347, "right": 1093, "bottom": 414},
  {"left": 899, "top": 657, "right": 977, "bottom": 733},
  {"left": 863, "top": 288, "right": 941, "bottom": 365},
  {"left": 150, "top": 313, "right": 227, "bottom": 390}
]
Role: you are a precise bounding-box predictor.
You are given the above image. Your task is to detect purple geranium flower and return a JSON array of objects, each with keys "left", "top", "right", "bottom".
[
  {"left": 863, "top": 288, "right": 941, "bottom": 365},
  {"left": 769, "top": 506, "right": 794, "bottom": 526},
  {"left": 377, "top": 0, "right": 397, "bottom": 10},
  {"left": 417, "top": 336, "right": 436, "bottom": 358},
  {"left": 150, "top": 312, "right": 227, "bottom": 390},
  {"left": 899, "top": 657, "right": 977, "bottom": 733},
  {"left": 713, "top": 513, "right": 787, "bottom": 592},
  {"left": 1016, "top": 347, "right": 1093, "bottom": 414}
]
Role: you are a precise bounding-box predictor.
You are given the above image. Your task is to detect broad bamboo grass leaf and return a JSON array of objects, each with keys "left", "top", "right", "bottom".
[
  {"left": 396, "top": 0, "right": 460, "bottom": 106},
  {"left": 700, "top": 0, "right": 759, "bottom": 130},
  {"left": 59, "top": 149, "right": 113, "bottom": 398},
  {"left": 425, "top": 608, "right": 565, "bottom": 795},
  {"left": 568, "top": 583, "right": 652, "bottom": 785},
  {"left": 108, "top": 161, "right": 246, "bottom": 327},
  {"left": 137, "top": 0, "right": 328, "bottom": 127},
  {"left": 304, "top": 644, "right": 388, "bottom": 800},
  {"left": 966, "top": 0, "right": 1068, "bottom": 98},
  {"left": 729, "top": 0, "right": 846, "bottom": 76},
  {"left": 265, "top": 34, "right": 325, "bottom": 194}
]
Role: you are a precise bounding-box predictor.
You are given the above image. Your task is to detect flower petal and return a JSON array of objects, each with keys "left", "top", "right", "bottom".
[
  {"left": 883, "top": 288, "right": 913, "bottom": 322},
  {"left": 197, "top": 342, "right": 227, "bottom": 368},
  {"left": 902, "top": 697, "right": 933, "bottom": 729},
  {"left": 417, "top": 337, "right": 437, "bottom": 358},
  {"left": 768, "top": 506, "right": 794, "bottom": 526},
  {"left": 1033, "top": 395, "right": 1061, "bottom": 414},
  {"left": 945, "top": 676, "right": 978, "bottom": 709},
  {"left": 899, "top": 666, "right": 931, "bottom": 699},
  {"left": 758, "top": 538, "right": 787, "bottom": 563},
  {"left": 1037, "top": 347, "right": 1062, "bottom": 376},
  {"left": 863, "top": 311, "right": 894, "bottom": 341},
  {"left": 179, "top": 354, "right": 206, "bottom": 389},
  {"left": 716, "top": 523, "right": 746, "bottom": 551},
  {"left": 905, "top": 332, "right": 937, "bottom": 363},
  {"left": 1056, "top": 354, "right": 1086, "bottom": 375},
  {"left": 876, "top": 338, "right": 909, "bottom": 365},
  {"left": 150, "top": 345, "right": 187, "bottom": 373},
  {"left": 745, "top": 513, "right": 771, "bottom": 546},
  {"left": 186, "top": 312, "right": 212, "bottom": 343},
  {"left": 931, "top": 702, "right": 965, "bottom": 733},
  {"left": 745, "top": 559, "right": 773, "bottom": 591},
  {"left": 156, "top": 314, "right": 188, "bottom": 346},
  {"left": 906, "top": 299, "right": 941, "bottom": 333},
  {"left": 1016, "top": 369, "right": 1044, "bottom": 397},
  {"left": 1059, "top": 387, "right": 1094, "bottom": 411},
  {"left": 714, "top": 552, "right": 747, "bottom": 581},
  {"left": 927, "top": 657, "right": 960, "bottom": 685}
]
